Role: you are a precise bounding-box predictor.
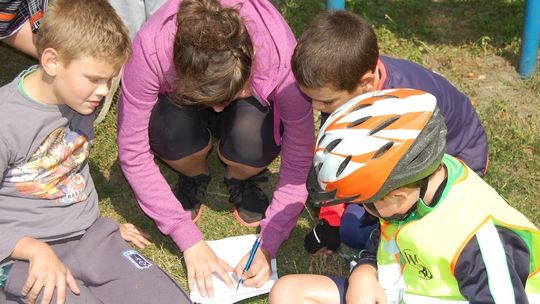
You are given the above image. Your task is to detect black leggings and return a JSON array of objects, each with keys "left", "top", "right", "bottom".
[{"left": 149, "top": 95, "right": 281, "bottom": 168}]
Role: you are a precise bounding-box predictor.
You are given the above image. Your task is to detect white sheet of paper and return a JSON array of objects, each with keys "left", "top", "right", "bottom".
[{"left": 189, "top": 234, "right": 278, "bottom": 304}]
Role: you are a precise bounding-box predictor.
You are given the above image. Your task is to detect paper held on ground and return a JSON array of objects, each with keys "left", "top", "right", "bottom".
[{"left": 189, "top": 234, "right": 278, "bottom": 304}]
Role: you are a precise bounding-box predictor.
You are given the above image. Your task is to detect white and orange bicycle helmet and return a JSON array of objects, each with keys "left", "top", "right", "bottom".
[{"left": 308, "top": 88, "right": 447, "bottom": 207}]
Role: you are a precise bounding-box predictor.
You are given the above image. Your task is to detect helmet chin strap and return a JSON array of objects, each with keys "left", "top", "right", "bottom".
[{"left": 364, "top": 176, "right": 430, "bottom": 222}]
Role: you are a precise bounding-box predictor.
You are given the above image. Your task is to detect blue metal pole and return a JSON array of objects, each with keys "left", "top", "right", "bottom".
[
  {"left": 327, "top": 0, "right": 345, "bottom": 10},
  {"left": 518, "top": 0, "right": 540, "bottom": 78}
]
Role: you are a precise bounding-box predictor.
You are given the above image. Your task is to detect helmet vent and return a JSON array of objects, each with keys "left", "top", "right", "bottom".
[
  {"left": 369, "top": 115, "right": 401, "bottom": 135},
  {"left": 351, "top": 103, "right": 372, "bottom": 112},
  {"left": 378, "top": 94, "right": 399, "bottom": 99},
  {"left": 347, "top": 116, "right": 372, "bottom": 128},
  {"left": 372, "top": 141, "right": 394, "bottom": 159},
  {"left": 317, "top": 134, "right": 327, "bottom": 147},
  {"left": 336, "top": 155, "right": 352, "bottom": 177},
  {"left": 324, "top": 138, "right": 342, "bottom": 154}
]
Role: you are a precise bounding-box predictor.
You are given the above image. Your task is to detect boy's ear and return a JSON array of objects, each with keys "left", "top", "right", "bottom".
[
  {"left": 41, "top": 48, "right": 61, "bottom": 76},
  {"left": 359, "top": 70, "right": 377, "bottom": 92},
  {"left": 385, "top": 188, "right": 410, "bottom": 206}
]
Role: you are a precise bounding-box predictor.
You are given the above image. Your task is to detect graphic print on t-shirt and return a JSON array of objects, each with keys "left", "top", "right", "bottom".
[{"left": 4, "top": 127, "right": 90, "bottom": 204}]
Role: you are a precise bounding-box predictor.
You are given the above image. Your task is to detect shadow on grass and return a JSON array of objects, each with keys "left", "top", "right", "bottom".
[
  {"left": 0, "top": 44, "right": 36, "bottom": 86},
  {"left": 88, "top": 147, "right": 286, "bottom": 256},
  {"left": 279, "top": 0, "right": 525, "bottom": 68},
  {"left": 89, "top": 149, "right": 348, "bottom": 300}
]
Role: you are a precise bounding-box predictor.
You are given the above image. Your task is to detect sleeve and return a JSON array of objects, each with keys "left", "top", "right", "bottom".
[
  {"left": 430, "top": 72, "right": 489, "bottom": 176},
  {"left": 117, "top": 35, "right": 203, "bottom": 252},
  {"left": 319, "top": 204, "right": 346, "bottom": 227},
  {"left": 454, "top": 225, "right": 530, "bottom": 304},
  {"left": 0, "top": 136, "right": 25, "bottom": 262},
  {"left": 351, "top": 224, "right": 380, "bottom": 272},
  {"left": 258, "top": 69, "right": 315, "bottom": 256}
]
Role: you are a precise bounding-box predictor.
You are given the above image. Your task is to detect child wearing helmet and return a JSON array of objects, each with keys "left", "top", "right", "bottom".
[
  {"left": 293, "top": 10, "right": 489, "bottom": 257},
  {"left": 269, "top": 89, "right": 540, "bottom": 304}
]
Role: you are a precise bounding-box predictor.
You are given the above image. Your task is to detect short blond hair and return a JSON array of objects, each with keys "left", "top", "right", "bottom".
[{"left": 36, "top": 0, "right": 131, "bottom": 68}]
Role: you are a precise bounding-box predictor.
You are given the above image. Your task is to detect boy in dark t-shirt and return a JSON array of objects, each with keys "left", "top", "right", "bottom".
[{"left": 292, "top": 10, "right": 488, "bottom": 256}]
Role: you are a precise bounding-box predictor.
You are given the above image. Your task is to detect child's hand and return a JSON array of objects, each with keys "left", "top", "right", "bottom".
[
  {"left": 183, "top": 240, "right": 234, "bottom": 298},
  {"left": 11, "top": 237, "right": 80, "bottom": 304},
  {"left": 312, "top": 247, "right": 335, "bottom": 257},
  {"left": 347, "top": 264, "right": 387, "bottom": 304},
  {"left": 118, "top": 223, "right": 151, "bottom": 249},
  {"left": 304, "top": 219, "right": 340, "bottom": 255},
  {"left": 234, "top": 247, "right": 272, "bottom": 288}
]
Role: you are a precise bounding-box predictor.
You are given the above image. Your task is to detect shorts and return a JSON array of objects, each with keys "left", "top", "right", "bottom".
[
  {"left": 0, "top": 0, "right": 47, "bottom": 39},
  {"left": 329, "top": 275, "right": 348, "bottom": 304},
  {"left": 149, "top": 95, "right": 281, "bottom": 168}
]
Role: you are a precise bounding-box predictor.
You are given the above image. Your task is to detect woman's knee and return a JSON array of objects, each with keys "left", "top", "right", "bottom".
[
  {"left": 149, "top": 96, "right": 211, "bottom": 160},
  {"left": 218, "top": 97, "right": 279, "bottom": 166}
]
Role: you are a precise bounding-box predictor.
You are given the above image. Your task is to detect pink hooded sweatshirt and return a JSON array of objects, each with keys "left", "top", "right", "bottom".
[{"left": 118, "top": 0, "right": 314, "bottom": 256}]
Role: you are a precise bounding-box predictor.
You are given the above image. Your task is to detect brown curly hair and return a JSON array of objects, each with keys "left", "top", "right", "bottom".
[{"left": 172, "top": 0, "right": 254, "bottom": 106}]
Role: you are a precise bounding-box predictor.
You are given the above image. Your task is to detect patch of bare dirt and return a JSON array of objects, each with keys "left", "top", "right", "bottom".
[
  {"left": 423, "top": 46, "right": 539, "bottom": 120},
  {"left": 417, "top": 1, "right": 540, "bottom": 120}
]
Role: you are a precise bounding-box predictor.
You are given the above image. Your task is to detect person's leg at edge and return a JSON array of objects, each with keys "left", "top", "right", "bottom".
[
  {"left": 269, "top": 274, "right": 342, "bottom": 304},
  {"left": 2, "top": 21, "right": 38, "bottom": 58}
]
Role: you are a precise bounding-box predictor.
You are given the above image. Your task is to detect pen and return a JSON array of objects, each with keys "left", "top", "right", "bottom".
[{"left": 236, "top": 236, "right": 261, "bottom": 291}]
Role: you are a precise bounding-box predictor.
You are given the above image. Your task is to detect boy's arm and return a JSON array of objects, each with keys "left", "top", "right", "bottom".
[
  {"left": 0, "top": 137, "right": 24, "bottom": 262},
  {"left": 454, "top": 225, "right": 530, "bottom": 303},
  {"left": 258, "top": 69, "right": 314, "bottom": 257},
  {"left": 0, "top": 138, "right": 80, "bottom": 303},
  {"left": 352, "top": 223, "right": 380, "bottom": 270},
  {"left": 0, "top": 217, "right": 26, "bottom": 262},
  {"left": 10, "top": 237, "right": 80, "bottom": 304},
  {"left": 0, "top": 228, "right": 26, "bottom": 262},
  {"left": 433, "top": 75, "right": 489, "bottom": 176}
]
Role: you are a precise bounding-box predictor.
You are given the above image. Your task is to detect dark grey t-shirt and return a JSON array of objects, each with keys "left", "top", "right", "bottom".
[{"left": 0, "top": 68, "right": 99, "bottom": 262}]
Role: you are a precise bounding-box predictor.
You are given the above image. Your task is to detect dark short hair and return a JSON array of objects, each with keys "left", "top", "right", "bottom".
[{"left": 292, "top": 10, "right": 378, "bottom": 92}]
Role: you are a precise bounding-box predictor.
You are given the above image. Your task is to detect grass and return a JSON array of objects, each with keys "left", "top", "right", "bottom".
[{"left": 1, "top": 0, "right": 539, "bottom": 303}]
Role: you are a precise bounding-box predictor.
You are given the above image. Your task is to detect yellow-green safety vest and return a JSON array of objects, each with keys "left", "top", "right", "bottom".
[{"left": 376, "top": 155, "right": 540, "bottom": 303}]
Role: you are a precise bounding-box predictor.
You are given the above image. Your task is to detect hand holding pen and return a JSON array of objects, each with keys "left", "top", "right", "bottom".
[{"left": 236, "top": 236, "right": 261, "bottom": 291}]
